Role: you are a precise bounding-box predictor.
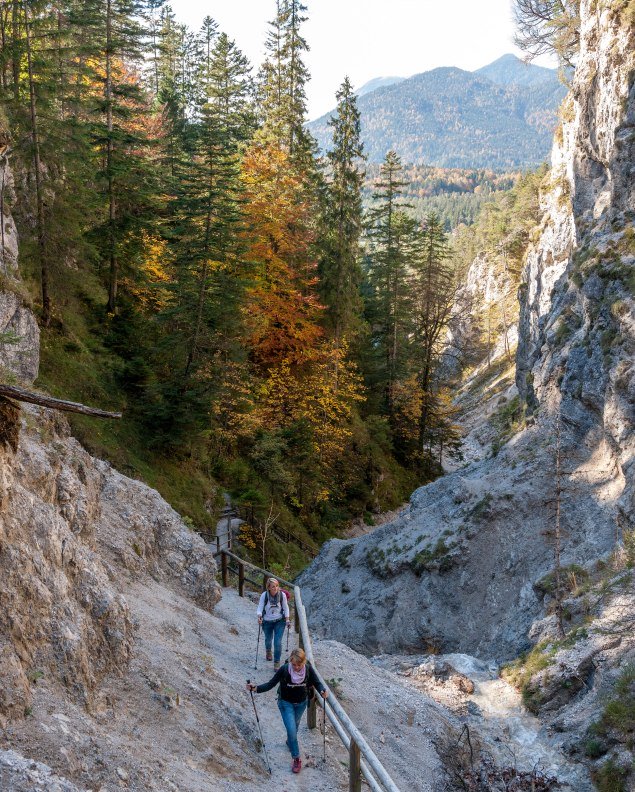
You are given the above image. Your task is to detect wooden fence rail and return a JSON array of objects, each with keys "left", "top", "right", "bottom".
[{"left": 219, "top": 549, "right": 401, "bottom": 792}]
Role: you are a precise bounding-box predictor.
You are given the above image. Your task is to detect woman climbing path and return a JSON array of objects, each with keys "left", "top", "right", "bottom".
[{"left": 247, "top": 648, "right": 328, "bottom": 774}]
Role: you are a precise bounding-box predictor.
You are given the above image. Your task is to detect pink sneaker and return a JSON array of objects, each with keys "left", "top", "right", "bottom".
[{"left": 292, "top": 757, "right": 302, "bottom": 774}]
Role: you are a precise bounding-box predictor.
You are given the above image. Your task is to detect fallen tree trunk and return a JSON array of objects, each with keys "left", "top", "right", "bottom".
[{"left": 0, "top": 383, "right": 122, "bottom": 419}]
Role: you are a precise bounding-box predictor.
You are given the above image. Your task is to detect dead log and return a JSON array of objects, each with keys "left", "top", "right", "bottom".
[{"left": 0, "top": 383, "right": 122, "bottom": 419}]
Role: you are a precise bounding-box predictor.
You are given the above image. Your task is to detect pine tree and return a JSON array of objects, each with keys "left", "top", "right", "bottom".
[
  {"left": 319, "top": 77, "right": 365, "bottom": 349},
  {"left": 257, "top": 0, "right": 314, "bottom": 163},
  {"left": 364, "top": 150, "right": 415, "bottom": 416},
  {"left": 409, "top": 212, "right": 456, "bottom": 460}
]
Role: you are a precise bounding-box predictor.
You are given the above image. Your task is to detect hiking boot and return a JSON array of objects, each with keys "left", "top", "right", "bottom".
[
  {"left": 273, "top": 661, "right": 280, "bottom": 670},
  {"left": 266, "top": 651, "right": 272, "bottom": 661},
  {"left": 292, "top": 758, "right": 301, "bottom": 774}
]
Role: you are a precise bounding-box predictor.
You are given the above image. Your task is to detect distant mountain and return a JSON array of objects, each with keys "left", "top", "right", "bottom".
[
  {"left": 308, "top": 55, "right": 566, "bottom": 170},
  {"left": 475, "top": 53, "right": 559, "bottom": 87},
  {"left": 355, "top": 76, "right": 404, "bottom": 97}
]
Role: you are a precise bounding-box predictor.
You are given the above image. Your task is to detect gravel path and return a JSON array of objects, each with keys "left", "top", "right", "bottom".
[{"left": 1, "top": 565, "right": 588, "bottom": 791}]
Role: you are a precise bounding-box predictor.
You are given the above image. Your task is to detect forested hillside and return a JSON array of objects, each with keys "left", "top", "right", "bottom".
[
  {"left": 364, "top": 164, "right": 519, "bottom": 229},
  {"left": 0, "top": 0, "right": 486, "bottom": 574},
  {"left": 309, "top": 56, "right": 567, "bottom": 168}
]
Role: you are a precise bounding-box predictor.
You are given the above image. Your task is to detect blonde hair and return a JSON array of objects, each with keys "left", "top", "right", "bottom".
[
  {"left": 289, "top": 648, "right": 306, "bottom": 665},
  {"left": 266, "top": 577, "right": 280, "bottom": 590}
]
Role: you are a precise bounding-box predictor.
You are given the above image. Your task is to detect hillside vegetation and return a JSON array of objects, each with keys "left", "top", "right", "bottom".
[{"left": 309, "top": 55, "right": 567, "bottom": 168}]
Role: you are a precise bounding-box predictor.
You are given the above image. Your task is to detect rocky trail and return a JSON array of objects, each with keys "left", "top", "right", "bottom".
[{"left": 0, "top": 552, "right": 593, "bottom": 792}]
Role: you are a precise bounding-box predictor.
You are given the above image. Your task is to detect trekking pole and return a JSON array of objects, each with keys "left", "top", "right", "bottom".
[
  {"left": 322, "top": 696, "right": 327, "bottom": 765},
  {"left": 254, "top": 622, "right": 261, "bottom": 670},
  {"left": 247, "top": 681, "right": 272, "bottom": 774},
  {"left": 286, "top": 621, "right": 290, "bottom": 654}
]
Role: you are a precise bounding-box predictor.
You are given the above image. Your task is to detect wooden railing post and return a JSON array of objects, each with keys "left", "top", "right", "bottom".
[
  {"left": 221, "top": 551, "right": 228, "bottom": 587},
  {"left": 307, "top": 695, "right": 317, "bottom": 729},
  {"left": 262, "top": 573, "right": 268, "bottom": 591},
  {"left": 238, "top": 562, "right": 245, "bottom": 597},
  {"left": 349, "top": 738, "right": 362, "bottom": 792},
  {"left": 227, "top": 512, "right": 232, "bottom": 550}
]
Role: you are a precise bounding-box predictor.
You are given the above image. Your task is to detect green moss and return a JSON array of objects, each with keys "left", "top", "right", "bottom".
[
  {"left": 468, "top": 493, "right": 493, "bottom": 522},
  {"left": 534, "top": 564, "right": 590, "bottom": 597},
  {"left": 336, "top": 544, "right": 354, "bottom": 570},
  {"left": 584, "top": 738, "right": 608, "bottom": 759},
  {"left": 489, "top": 395, "right": 523, "bottom": 453},
  {"left": 597, "top": 665, "right": 635, "bottom": 740},
  {"left": 501, "top": 642, "right": 553, "bottom": 693},
  {"left": 592, "top": 759, "right": 629, "bottom": 792},
  {"left": 410, "top": 538, "right": 453, "bottom": 576},
  {"left": 365, "top": 546, "right": 392, "bottom": 578}
]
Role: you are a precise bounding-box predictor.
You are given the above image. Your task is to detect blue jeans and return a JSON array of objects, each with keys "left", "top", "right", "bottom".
[
  {"left": 277, "top": 698, "right": 307, "bottom": 758},
  {"left": 262, "top": 618, "right": 286, "bottom": 664}
]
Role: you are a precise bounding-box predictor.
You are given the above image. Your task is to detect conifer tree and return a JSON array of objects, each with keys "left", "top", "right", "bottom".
[
  {"left": 180, "top": 30, "right": 253, "bottom": 381},
  {"left": 409, "top": 212, "right": 456, "bottom": 459},
  {"left": 364, "top": 150, "right": 415, "bottom": 415},
  {"left": 2, "top": 1, "right": 99, "bottom": 325},
  {"left": 72, "top": 0, "right": 153, "bottom": 314},
  {"left": 258, "top": 0, "right": 314, "bottom": 163},
  {"left": 319, "top": 77, "right": 365, "bottom": 349}
]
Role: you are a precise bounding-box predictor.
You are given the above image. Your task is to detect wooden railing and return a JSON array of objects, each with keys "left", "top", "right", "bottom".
[
  {"left": 232, "top": 503, "right": 319, "bottom": 558},
  {"left": 202, "top": 503, "right": 319, "bottom": 561},
  {"left": 219, "top": 549, "right": 401, "bottom": 792}
]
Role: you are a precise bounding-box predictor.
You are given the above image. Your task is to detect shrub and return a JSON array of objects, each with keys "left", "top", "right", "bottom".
[
  {"left": 592, "top": 759, "right": 628, "bottom": 792},
  {"left": 336, "top": 544, "right": 354, "bottom": 570}
]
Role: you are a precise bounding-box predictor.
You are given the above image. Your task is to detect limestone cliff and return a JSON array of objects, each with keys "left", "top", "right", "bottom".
[
  {"left": 303, "top": 0, "right": 633, "bottom": 658},
  {"left": 0, "top": 136, "right": 39, "bottom": 386},
  {"left": 0, "top": 132, "right": 221, "bottom": 735},
  {"left": 301, "top": 7, "right": 634, "bottom": 785}
]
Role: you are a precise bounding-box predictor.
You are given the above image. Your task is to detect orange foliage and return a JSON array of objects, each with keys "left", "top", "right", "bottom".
[{"left": 240, "top": 142, "right": 323, "bottom": 368}]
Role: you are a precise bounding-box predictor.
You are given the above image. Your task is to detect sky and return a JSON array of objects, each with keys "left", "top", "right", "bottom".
[{"left": 175, "top": 0, "right": 552, "bottom": 120}]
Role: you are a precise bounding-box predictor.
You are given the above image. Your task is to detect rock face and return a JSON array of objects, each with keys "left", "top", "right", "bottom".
[
  {"left": 0, "top": 406, "right": 221, "bottom": 728},
  {"left": 0, "top": 149, "right": 39, "bottom": 385},
  {"left": 301, "top": 0, "right": 634, "bottom": 662},
  {"left": 449, "top": 250, "right": 519, "bottom": 374},
  {"left": 0, "top": 121, "right": 221, "bottom": 733}
]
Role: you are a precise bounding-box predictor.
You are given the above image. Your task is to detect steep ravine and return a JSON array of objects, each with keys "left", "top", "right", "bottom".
[
  {"left": 1, "top": 4, "right": 633, "bottom": 791},
  {"left": 301, "top": 0, "right": 634, "bottom": 787}
]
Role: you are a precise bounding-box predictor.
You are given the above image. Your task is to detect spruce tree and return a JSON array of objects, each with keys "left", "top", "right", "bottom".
[
  {"left": 319, "top": 77, "right": 365, "bottom": 348},
  {"left": 147, "top": 29, "right": 254, "bottom": 445},
  {"left": 257, "top": 0, "right": 314, "bottom": 163},
  {"left": 409, "top": 212, "right": 456, "bottom": 460},
  {"left": 364, "top": 150, "right": 415, "bottom": 416},
  {"left": 74, "top": 0, "right": 158, "bottom": 314}
]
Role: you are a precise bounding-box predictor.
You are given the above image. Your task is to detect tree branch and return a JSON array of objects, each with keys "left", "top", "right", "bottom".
[{"left": 0, "top": 383, "right": 122, "bottom": 419}]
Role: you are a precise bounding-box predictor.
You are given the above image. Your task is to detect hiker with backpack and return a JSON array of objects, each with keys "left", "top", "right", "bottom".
[
  {"left": 257, "top": 578, "right": 290, "bottom": 670},
  {"left": 247, "top": 647, "right": 328, "bottom": 774}
]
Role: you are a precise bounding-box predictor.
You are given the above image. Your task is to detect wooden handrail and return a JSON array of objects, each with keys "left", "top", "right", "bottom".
[
  {"left": 219, "top": 549, "right": 401, "bottom": 792},
  {"left": 295, "top": 587, "right": 401, "bottom": 792}
]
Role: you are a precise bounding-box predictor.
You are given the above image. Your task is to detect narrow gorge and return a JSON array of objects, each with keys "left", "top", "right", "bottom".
[{"left": 0, "top": 0, "right": 633, "bottom": 791}]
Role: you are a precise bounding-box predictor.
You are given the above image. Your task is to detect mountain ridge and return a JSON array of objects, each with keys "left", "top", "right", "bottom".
[{"left": 309, "top": 54, "right": 566, "bottom": 169}]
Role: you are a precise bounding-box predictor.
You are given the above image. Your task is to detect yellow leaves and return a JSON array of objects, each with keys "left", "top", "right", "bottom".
[
  {"left": 250, "top": 341, "right": 364, "bottom": 470},
  {"left": 121, "top": 231, "right": 172, "bottom": 312},
  {"left": 240, "top": 140, "right": 323, "bottom": 368}
]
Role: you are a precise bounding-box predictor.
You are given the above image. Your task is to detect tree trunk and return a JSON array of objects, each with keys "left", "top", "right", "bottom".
[
  {"left": 24, "top": 3, "right": 50, "bottom": 326},
  {"left": 106, "top": 0, "right": 118, "bottom": 315}
]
